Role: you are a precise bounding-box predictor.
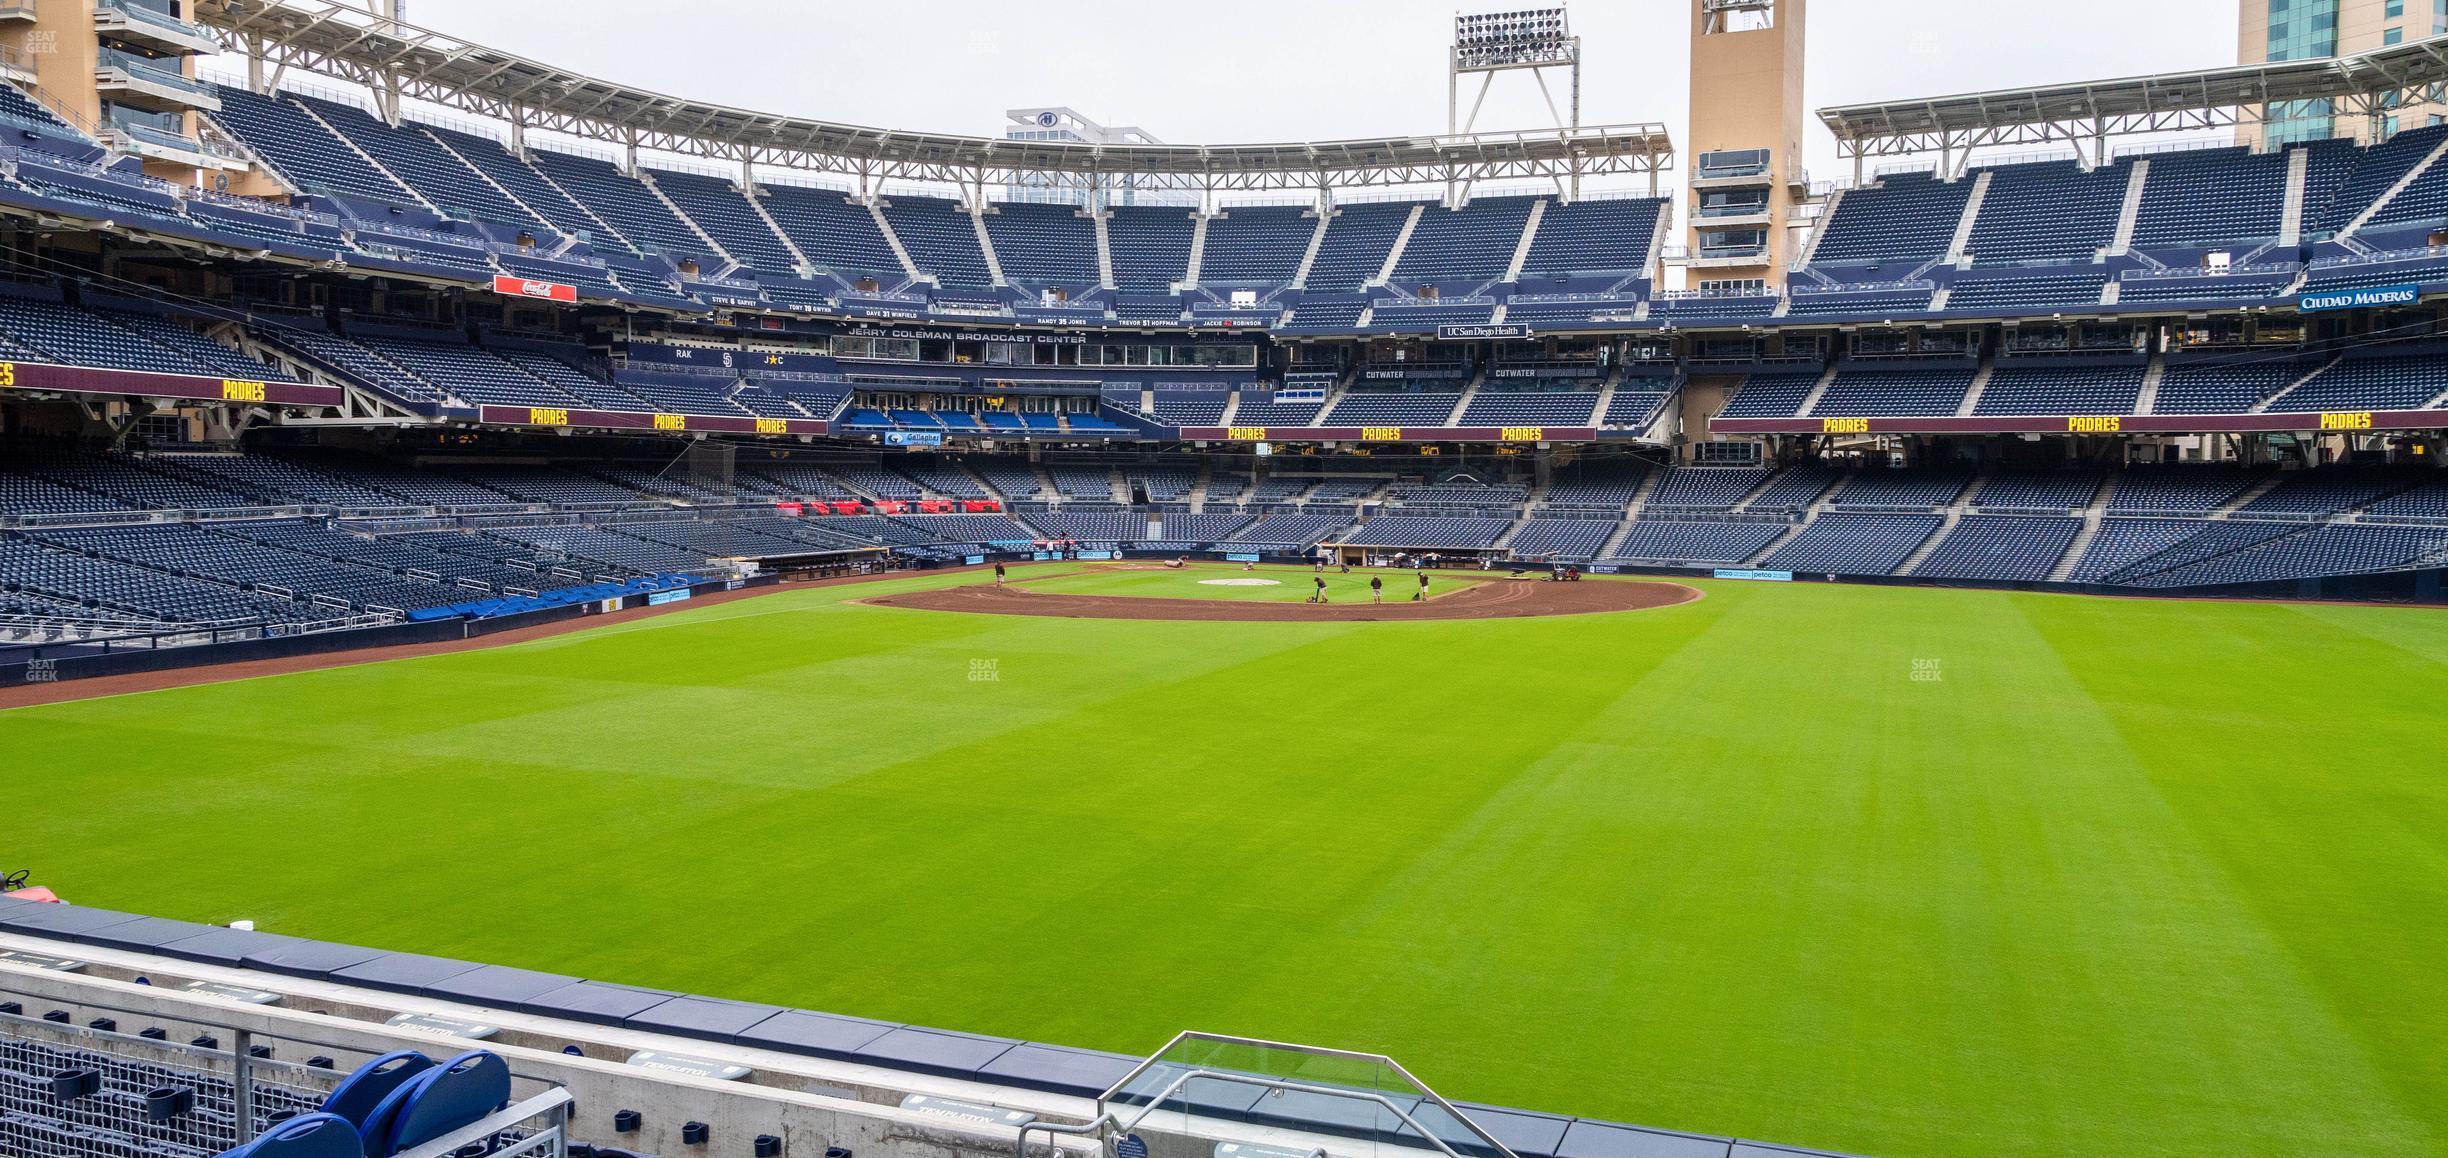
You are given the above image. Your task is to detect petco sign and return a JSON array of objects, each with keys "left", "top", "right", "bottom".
[
  {"left": 492, "top": 275, "right": 579, "bottom": 303},
  {"left": 2298, "top": 283, "right": 2419, "bottom": 313}
]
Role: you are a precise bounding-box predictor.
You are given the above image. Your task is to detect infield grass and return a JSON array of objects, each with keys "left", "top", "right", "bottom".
[{"left": 4, "top": 565, "right": 2443, "bottom": 1158}]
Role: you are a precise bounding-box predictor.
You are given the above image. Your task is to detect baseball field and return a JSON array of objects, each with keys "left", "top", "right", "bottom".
[{"left": 3, "top": 563, "right": 2442, "bottom": 1157}]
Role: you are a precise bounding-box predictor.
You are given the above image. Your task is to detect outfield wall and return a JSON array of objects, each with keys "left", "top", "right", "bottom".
[
  {"left": 1591, "top": 563, "right": 2448, "bottom": 606},
  {"left": 0, "top": 574, "right": 787, "bottom": 689}
]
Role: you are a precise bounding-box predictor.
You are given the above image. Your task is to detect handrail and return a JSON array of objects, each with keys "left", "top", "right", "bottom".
[
  {"left": 1012, "top": 1112, "right": 1112, "bottom": 1158},
  {"left": 1110, "top": 1068, "right": 1508, "bottom": 1158},
  {"left": 1097, "top": 1031, "right": 1516, "bottom": 1158}
]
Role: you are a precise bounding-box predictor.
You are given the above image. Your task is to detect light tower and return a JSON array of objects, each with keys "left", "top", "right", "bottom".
[
  {"left": 1684, "top": 0, "right": 1808, "bottom": 290},
  {"left": 1448, "top": 8, "right": 1583, "bottom": 199}
]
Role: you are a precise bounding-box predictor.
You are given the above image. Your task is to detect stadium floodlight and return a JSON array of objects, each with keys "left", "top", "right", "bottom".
[
  {"left": 1449, "top": 8, "right": 1581, "bottom": 134},
  {"left": 1448, "top": 7, "right": 1584, "bottom": 196},
  {"left": 1453, "top": 8, "right": 1575, "bottom": 71}
]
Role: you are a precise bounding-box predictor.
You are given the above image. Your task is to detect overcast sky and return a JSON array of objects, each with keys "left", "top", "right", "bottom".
[{"left": 362, "top": 0, "right": 2240, "bottom": 184}]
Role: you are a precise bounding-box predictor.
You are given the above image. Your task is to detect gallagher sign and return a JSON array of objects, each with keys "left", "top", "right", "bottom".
[
  {"left": 492, "top": 275, "right": 579, "bottom": 303},
  {"left": 2298, "top": 283, "right": 2419, "bottom": 313}
]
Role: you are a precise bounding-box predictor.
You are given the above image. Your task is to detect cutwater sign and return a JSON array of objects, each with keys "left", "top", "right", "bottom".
[
  {"left": 1436, "top": 323, "right": 1531, "bottom": 341},
  {"left": 2299, "top": 284, "right": 2420, "bottom": 313}
]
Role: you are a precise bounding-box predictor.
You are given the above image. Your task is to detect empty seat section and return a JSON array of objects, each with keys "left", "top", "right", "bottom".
[
  {"left": 2263, "top": 353, "right": 2448, "bottom": 412},
  {"left": 1105, "top": 206, "right": 1195, "bottom": 291},
  {"left": 208, "top": 85, "right": 418, "bottom": 207},
  {"left": 2322, "top": 124, "right": 2448, "bottom": 232},
  {"left": 1458, "top": 391, "right": 1601, "bottom": 426},
  {"left": 297, "top": 94, "right": 539, "bottom": 227},
  {"left": 425, "top": 123, "right": 626, "bottom": 251},
  {"left": 1972, "top": 364, "right": 2145, "bottom": 415},
  {"left": 1760, "top": 513, "right": 1943, "bottom": 574},
  {"left": 880, "top": 195, "right": 994, "bottom": 287},
  {"left": 1809, "top": 173, "right": 1971, "bottom": 266},
  {"left": 1391, "top": 196, "right": 1535, "bottom": 283},
  {"left": 763, "top": 185, "right": 904, "bottom": 280},
  {"left": 1321, "top": 392, "right": 1461, "bottom": 425},
  {"left": 1808, "top": 369, "right": 1974, "bottom": 417},
  {"left": 2150, "top": 359, "right": 2308, "bottom": 414},
  {"left": 526, "top": 148, "right": 719, "bottom": 263},
  {"left": 1911, "top": 516, "right": 2082, "bottom": 581},
  {"left": 1716, "top": 372, "right": 1821, "bottom": 418},
  {"left": 1944, "top": 272, "right": 2106, "bottom": 311},
  {"left": 1605, "top": 518, "right": 1786, "bottom": 563},
  {"left": 1305, "top": 202, "right": 1419, "bottom": 291},
  {"left": 2130, "top": 147, "right": 2288, "bottom": 248},
  {"left": 650, "top": 169, "right": 802, "bottom": 274},
  {"left": 1520, "top": 196, "right": 1663, "bottom": 278},
  {"left": 982, "top": 202, "right": 1099, "bottom": 285},
  {"left": 1201, "top": 205, "right": 1315, "bottom": 286},
  {"left": 1508, "top": 518, "right": 1615, "bottom": 558},
  {"left": 1963, "top": 160, "right": 2128, "bottom": 265}
]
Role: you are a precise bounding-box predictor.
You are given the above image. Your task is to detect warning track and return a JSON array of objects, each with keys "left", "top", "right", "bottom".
[{"left": 859, "top": 577, "right": 1702, "bottom": 622}]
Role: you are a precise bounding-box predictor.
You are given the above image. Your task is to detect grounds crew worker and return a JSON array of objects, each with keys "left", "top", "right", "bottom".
[
  {"left": 1414, "top": 571, "right": 1430, "bottom": 601},
  {"left": 1371, "top": 575, "right": 1384, "bottom": 603}
]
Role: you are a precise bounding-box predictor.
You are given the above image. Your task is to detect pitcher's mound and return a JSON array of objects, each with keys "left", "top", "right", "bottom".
[{"left": 863, "top": 578, "right": 1700, "bottom": 622}]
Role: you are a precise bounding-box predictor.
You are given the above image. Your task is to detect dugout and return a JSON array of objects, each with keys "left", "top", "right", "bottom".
[
  {"left": 745, "top": 546, "right": 892, "bottom": 582},
  {"left": 1321, "top": 542, "right": 1507, "bottom": 568}
]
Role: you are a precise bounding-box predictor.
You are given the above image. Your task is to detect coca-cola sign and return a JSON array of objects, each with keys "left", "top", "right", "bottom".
[{"left": 492, "top": 275, "right": 578, "bottom": 303}]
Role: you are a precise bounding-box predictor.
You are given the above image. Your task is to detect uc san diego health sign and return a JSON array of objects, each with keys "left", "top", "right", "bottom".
[{"left": 2299, "top": 283, "right": 2420, "bottom": 313}]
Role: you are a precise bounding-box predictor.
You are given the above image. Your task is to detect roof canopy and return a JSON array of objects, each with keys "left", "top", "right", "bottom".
[
  {"left": 1819, "top": 34, "right": 2448, "bottom": 159},
  {"left": 198, "top": 0, "right": 1673, "bottom": 192}
]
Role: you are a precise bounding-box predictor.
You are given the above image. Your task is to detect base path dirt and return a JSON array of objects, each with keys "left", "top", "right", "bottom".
[{"left": 860, "top": 577, "right": 1703, "bottom": 622}]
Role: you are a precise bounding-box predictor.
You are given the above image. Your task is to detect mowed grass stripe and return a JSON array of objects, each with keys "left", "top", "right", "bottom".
[
  {"left": 2, "top": 571, "right": 2441, "bottom": 1158},
  {"left": 2027, "top": 594, "right": 2448, "bottom": 1152}
]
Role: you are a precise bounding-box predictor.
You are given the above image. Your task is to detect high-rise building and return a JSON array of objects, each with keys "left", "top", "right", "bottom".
[{"left": 2238, "top": 0, "right": 2448, "bottom": 145}]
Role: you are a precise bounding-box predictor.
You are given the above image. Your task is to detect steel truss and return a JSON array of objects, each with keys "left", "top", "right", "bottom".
[{"left": 198, "top": 0, "right": 1671, "bottom": 197}]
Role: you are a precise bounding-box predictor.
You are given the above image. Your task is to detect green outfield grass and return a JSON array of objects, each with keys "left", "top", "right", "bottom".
[
  {"left": 1008, "top": 563, "right": 1488, "bottom": 602},
  {"left": 4, "top": 566, "right": 2443, "bottom": 1157}
]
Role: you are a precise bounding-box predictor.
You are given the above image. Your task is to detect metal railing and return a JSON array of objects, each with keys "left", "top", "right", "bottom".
[
  {"left": 96, "top": 54, "right": 213, "bottom": 98},
  {"left": 2307, "top": 242, "right": 2448, "bottom": 269},
  {"left": 1788, "top": 278, "right": 1936, "bottom": 296},
  {"left": 96, "top": 0, "right": 211, "bottom": 38},
  {"left": 0, "top": 611, "right": 393, "bottom": 655},
  {"left": 2119, "top": 261, "right": 2301, "bottom": 281}
]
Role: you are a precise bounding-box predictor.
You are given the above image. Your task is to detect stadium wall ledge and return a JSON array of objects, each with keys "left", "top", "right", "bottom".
[{"left": 0, "top": 895, "right": 1870, "bottom": 1158}]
